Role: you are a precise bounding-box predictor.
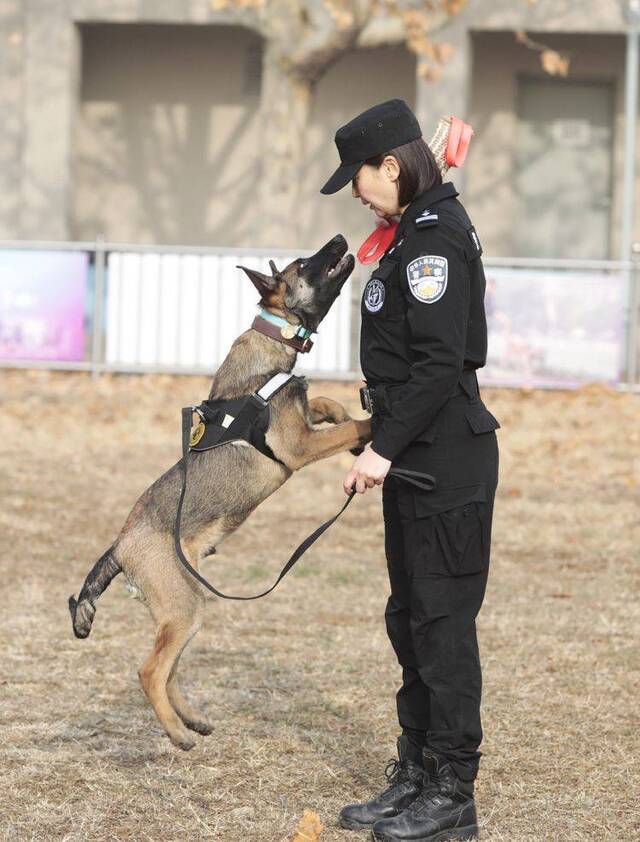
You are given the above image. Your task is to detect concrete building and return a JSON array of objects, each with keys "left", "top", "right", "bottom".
[{"left": 0, "top": 0, "right": 637, "bottom": 259}]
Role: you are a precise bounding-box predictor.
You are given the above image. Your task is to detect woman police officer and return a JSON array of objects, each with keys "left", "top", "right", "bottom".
[{"left": 320, "top": 99, "right": 500, "bottom": 842}]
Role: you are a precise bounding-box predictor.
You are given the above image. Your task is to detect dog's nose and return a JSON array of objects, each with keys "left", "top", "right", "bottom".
[{"left": 332, "top": 234, "right": 346, "bottom": 246}]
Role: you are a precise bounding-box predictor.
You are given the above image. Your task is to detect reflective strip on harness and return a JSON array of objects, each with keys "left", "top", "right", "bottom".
[{"left": 257, "top": 371, "right": 294, "bottom": 401}]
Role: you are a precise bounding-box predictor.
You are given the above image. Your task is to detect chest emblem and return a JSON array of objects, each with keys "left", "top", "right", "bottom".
[
  {"left": 363, "top": 277, "right": 385, "bottom": 313},
  {"left": 406, "top": 255, "right": 448, "bottom": 304}
]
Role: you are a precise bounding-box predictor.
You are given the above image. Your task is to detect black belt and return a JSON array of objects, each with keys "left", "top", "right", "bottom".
[{"left": 360, "top": 369, "right": 479, "bottom": 416}]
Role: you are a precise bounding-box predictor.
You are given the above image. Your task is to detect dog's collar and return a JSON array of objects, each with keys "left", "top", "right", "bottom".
[
  {"left": 251, "top": 309, "right": 314, "bottom": 353},
  {"left": 258, "top": 308, "right": 313, "bottom": 339}
]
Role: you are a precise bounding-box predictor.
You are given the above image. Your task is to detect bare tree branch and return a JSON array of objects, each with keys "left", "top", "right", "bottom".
[{"left": 515, "top": 30, "right": 571, "bottom": 77}]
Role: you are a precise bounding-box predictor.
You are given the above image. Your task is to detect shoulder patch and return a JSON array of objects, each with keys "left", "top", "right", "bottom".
[
  {"left": 415, "top": 209, "right": 439, "bottom": 230},
  {"left": 406, "top": 255, "right": 448, "bottom": 304}
]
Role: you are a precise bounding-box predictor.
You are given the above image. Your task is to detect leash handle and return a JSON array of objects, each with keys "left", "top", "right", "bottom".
[
  {"left": 174, "top": 407, "right": 356, "bottom": 600},
  {"left": 344, "top": 467, "right": 436, "bottom": 494}
]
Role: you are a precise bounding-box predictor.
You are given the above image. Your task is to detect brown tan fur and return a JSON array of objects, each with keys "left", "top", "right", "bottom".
[{"left": 69, "top": 235, "right": 371, "bottom": 749}]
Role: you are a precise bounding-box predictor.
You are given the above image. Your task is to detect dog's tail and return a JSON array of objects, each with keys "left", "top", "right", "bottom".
[{"left": 68, "top": 547, "right": 121, "bottom": 639}]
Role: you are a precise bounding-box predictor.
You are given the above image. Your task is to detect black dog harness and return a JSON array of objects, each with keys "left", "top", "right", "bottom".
[
  {"left": 173, "top": 372, "right": 437, "bottom": 601},
  {"left": 188, "top": 371, "right": 296, "bottom": 462}
]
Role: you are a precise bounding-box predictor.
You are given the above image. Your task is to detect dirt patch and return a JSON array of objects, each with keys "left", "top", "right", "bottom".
[{"left": 0, "top": 370, "right": 638, "bottom": 840}]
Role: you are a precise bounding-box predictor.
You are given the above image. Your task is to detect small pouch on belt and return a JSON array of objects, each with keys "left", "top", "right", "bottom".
[
  {"left": 360, "top": 384, "right": 395, "bottom": 415},
  {"left": 360, "top": 385, "right": 374, "bottom": 414}
]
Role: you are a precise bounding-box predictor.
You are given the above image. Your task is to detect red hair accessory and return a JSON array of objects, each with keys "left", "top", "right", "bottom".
[{"left": 357, "top": 116, "right": 474, "bottom": 264}]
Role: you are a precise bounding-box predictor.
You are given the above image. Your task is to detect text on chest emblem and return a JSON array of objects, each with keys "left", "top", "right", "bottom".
[
  {"left": 406, "top": 255, "right": 448, "bottom": 303},
  {"left": 363, "top": 277, "right": 385, "bottom": 313}
]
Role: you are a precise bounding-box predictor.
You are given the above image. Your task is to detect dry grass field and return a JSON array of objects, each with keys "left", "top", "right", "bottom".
[{"left": 0, "top": 370, "right": 638, "bottom": 841}]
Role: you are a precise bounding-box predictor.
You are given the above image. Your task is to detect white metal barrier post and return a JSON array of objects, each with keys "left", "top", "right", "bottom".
[{"left": 91, "top": 235, "right": 106, "bottom": 379}]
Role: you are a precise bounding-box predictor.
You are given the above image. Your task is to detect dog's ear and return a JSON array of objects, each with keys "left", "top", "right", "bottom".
[
  {"left": 268, "top": 260, "right": 284, "bottom": 282},
  {"left": 236, "top": 265, "right": 279, "bottom": 298}
]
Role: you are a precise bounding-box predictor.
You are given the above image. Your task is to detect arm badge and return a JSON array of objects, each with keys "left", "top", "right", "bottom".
[{"left": 406, "top": 255, "right": 448, "bottom": 304}]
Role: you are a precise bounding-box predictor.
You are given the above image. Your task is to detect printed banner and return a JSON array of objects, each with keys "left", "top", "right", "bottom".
[
  {"left": 0, "top": 251, "right": 88, "bottom": 361},
  {"left": 483, "top": 267, "right": 627, "bottom": 387}
]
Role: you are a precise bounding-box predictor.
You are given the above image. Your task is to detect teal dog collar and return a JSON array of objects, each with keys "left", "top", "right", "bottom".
[{"left": 258, "top": 308, "right": 313, "bottom": 340}]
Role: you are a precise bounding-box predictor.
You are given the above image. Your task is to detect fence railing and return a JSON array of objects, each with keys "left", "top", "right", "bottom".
[
  {"left": 0, "top": 240, "right": 638, "bottom": 389},
  {"left": 0, "top": 239, "right": 367, "bottom": 379}
]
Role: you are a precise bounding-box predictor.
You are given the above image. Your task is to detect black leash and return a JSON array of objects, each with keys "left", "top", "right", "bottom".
[{"left": 173, "top": 407, "right": 435, "bottom": 600}]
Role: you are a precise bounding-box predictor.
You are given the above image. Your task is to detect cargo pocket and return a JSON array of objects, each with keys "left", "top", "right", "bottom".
[
  {"left": 435, "top": 499, "right": 487, "bottom": 576},
  {"left": 407, "top": 483, "right": 489, "bottom": 577}
]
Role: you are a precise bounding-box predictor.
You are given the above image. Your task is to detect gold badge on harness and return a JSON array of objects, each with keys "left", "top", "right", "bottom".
[
  {"left": 189, "top": 421, "right": 205, "bottom": 447},
  {"left": 280, "top": 323, "right": 297, "bottom": 339}
]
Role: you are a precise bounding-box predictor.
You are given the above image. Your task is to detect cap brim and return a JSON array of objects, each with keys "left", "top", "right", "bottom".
[{"left": 320, "top": 160, "right": 363, "bottom": 195}]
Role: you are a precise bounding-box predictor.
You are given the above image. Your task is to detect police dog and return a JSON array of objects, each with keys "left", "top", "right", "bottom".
[{"left": 68, "top": 234, "right": 371, "bottom": 750}]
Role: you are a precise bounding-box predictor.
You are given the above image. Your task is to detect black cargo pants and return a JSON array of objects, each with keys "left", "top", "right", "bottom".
[{"left": 376, "top": 379, "right": 499, "bottom": 782}]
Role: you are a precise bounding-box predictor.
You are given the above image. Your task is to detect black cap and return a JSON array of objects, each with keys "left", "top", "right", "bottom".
[{"left": 320, "top": 98, "right": 422, "bottom": 195}]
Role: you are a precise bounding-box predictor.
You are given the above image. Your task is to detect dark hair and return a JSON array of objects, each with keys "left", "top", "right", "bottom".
[{"left": 354, "top": 137, "right": 442, "bottom": 207}]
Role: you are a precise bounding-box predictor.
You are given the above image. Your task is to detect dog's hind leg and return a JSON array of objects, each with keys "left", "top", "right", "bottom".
[
  {"left": 166, "top": 644, "right": 213, "bottom": 736},
  {"left": 139, "top": 614, "right": 202, "bottom": 750},
  {"left": 137, "top": 569, "right": 207, "bottom": 750},
  {"left": 164, "top": 578, "right": 212, "bottom": 736}
]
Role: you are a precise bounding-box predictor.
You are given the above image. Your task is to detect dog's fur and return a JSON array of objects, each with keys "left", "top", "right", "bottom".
[{"left": 69, "top": 234, "right": 371, "bottom": 749}]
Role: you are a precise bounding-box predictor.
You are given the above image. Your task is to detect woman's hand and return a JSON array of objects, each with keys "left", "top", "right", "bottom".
[{"left": 343, "top": 443, "right": 392, "bottom": 495}]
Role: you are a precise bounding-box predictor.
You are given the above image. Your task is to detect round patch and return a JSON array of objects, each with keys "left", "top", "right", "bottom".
[
  {"left": 363, "top": 277, "right": 385, "bottom": 313},
  {"left": 189, "top": 421, "right": 205, "bottom": 447}
]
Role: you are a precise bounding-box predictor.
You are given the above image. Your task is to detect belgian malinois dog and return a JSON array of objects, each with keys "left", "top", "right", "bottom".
[{"left": 69, "top": 234, "right": 371, "bottom": 750}]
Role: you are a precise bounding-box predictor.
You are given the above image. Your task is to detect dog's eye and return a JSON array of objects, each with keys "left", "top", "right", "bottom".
[{"left": 298, "top": 260, "right": 307, "bottom": 270}]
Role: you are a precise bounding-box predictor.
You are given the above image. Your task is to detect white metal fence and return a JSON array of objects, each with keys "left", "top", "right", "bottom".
[
  {"left": 0, "top": 239, "right": 638, "bottom": 389},
  {"left": 105, "top": 249, "right": 353, "bottom": 376},
  {"left": 0, "top": 239, "right": 365, "bottom": 379}
]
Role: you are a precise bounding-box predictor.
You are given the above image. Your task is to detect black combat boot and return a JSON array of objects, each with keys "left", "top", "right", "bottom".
[
  {"left": 339, "top": 736, "right": 424, "bottom": 831},
  {"left": 370, "top": 749, "right": 479, "bottom": 841}
]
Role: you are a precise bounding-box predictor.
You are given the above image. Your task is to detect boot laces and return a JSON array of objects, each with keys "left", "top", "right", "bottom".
[
  {"left": 409, "top": 772, "right": 444, "bottom": 814},
  {"left": 384, "top": 757, "right": 409, "bottom": 786}
]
